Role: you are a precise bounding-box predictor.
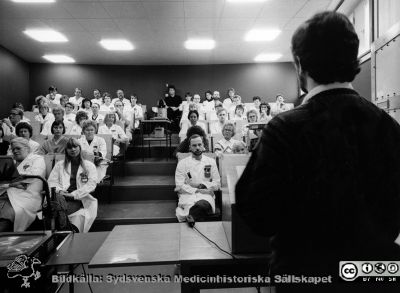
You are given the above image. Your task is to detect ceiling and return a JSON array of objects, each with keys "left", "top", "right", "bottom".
[{"left": 0, "top": 0, "right": 337, "bottom": 65}]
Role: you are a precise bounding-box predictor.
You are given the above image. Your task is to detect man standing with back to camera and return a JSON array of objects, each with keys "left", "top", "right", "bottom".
[{"left": 235, "top": 11, "right": 400, "bottom": 293}]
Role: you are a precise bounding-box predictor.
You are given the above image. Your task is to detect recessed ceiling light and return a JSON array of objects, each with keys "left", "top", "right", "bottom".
[
  {"left": 99, "top": 39, "right": 134, "bottom": 51},
  {"left": 184, "top": 39, "right": 215, "bottom": 50},
  {"left": 24, "top": 29, "right": 68, "bottom": 42},
  {"left": 43, "top": 55, "right": 75, "bottom": 63},
  {"left": 254, "top": 53, "right": 282, "bottom": 62},
  {"left": 245, "top": 29, "right": 281, "bottom": 42},
  {"left": 12, "top": 0, "right": 55, "bottom": 3},
  {"left": 227, "top": 0, "right": 267, "bottom": 3}
]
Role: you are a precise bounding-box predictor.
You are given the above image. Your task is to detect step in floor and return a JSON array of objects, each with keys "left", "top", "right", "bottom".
[
  {"left": 114, "top": 175, "right": 175, "bottom": 186},
  {"left": 91, "top": 200, "right": 178, "bottom": 231}
]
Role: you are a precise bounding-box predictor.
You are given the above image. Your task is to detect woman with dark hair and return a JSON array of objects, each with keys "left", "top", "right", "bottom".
[
  {"left": 8, "top": 122, "right": 40, "bottom": 154},
  {"left": 202, "top": 90, "right": 214, "bottom": 112},
  {"left": 0, "top": 127, "right": 10, "bottom": 155},
  {"left": 69, "top": 111, "right": 88, "bottom": 135},
  {"left": 48, "top": 138, "right": 98, "bottom": 232},
  {"left": 37, "top": 121, "right": 69, "bottom": 154},
  {"left": 80, "top": 98, "right": 92, "bottom": 115},
  {"left": 259, "top": 102, "right": 272, "bottom": 122},
  {"left": 179, "top": 110, "right": 207, "bottom": 139},
  {"left": 174, "top": 125, "right": 209, "bottom": 157},
  {"left": 233, "top": 104, "right": 247, "bottom": 121},
  {"left": 223, "top": 88, "right": 235, "bottom": 109},
  {"left": 46, "top": 85, "right": 62, "bottom": 105}
]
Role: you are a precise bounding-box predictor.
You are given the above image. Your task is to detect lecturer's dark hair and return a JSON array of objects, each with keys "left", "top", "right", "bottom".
[{"left": 291, "top": 11, "right": 360, "bottom": 84}]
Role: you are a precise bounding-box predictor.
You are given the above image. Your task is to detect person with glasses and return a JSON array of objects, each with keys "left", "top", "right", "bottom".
[
  {"left": 112, "top": 89, "right": 130, "bottom": 110},
  {"left": 64, "top": 102, "right": 76, "bottom": 123},
  {"left": 2, "top": 108, "right": 24, "bottom": 136},
  {"left": 214, "top": 123, "right": 241, "bottom": 157},
  {"left": 78, "top": 120, "right": 108, "bottom": 183},
  {"left": 90, "top": 103, "right": 104, "bottom": 124}
]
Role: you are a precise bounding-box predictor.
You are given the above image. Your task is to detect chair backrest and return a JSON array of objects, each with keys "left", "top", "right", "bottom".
[
  {"left": 96, "top": 134, "right": 113, "bottom": 160},
  {"left": 43, "top": 154, "right": 55, "bottom": 179},
  {"left": 31, "top": 134, "right": 47, "bottom": 145},
  {"left": 23, "top": 111, "right": 37, "bottom": 122},
  {"left": 31, "top": 120, "right": 42, "bottom": 136}
]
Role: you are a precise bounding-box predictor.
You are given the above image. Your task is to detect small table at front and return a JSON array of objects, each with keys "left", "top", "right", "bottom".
[
  {"left": 88, "top": 222, "right": 270, "bottom": 293},
  {"left": 140, "top": 119, "right": 172, "bottom": 161}
]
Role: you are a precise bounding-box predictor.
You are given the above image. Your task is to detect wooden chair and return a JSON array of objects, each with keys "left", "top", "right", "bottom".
[{"left": 31, "top": 134, "right": 47, "bottom": 146}]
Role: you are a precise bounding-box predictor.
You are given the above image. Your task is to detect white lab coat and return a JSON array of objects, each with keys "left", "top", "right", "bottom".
[
  {"left": 78, "top": 135, "right": 108, "bottom": 183},
  {"left": 209, "top": 121, "right": 225, "bottom": 135},
  {"left": 7, "top": 154, "right": 46, "bottom": 231},
  {"left": 98, "top": 124, "right": 127, "bottom": 156},
  {"left": 35, "top": 112, "right": 55, "bottom": 125},
  {"left": 111, "top": 98, "right": 131, "bottom": 110},
  {"left": 126, "top": 104, "right": 143, "bottom": 129},
  {"left": 214, "top": 138, "right": 240, "bottom": 156},
  {"left": 69, "top": 96, "right": 84, "bottom": 109},
  {"left": 41, "top": 119, "right": 73, "bottom": 135},
  {"left": 99, "top": 104, "right": 115, "bottom": 113},
  {"left": 175, "top": 155, "right": 220, "bottom": 222},
  {"left": 64, "top": 113, "right": 76, "bottom": 124},
  {"left": 46, "top": 93, "right": 62, "bottom": 105},
  {"left": 222, "top": 98, "right": 232, "bottom": 109},
  {"left": 91, "top": 98, "right": 103, "bottom": 106},
  {"left": 48, "top": 160, "right": 98, "bottom": 232},
  {"left": 202, "top": 100, "right": 215, "bottom": 112},
  {"left": 67, "top": 124, "right": 82, "bottom": 135},
  {"left": 90, "top": 113, "right": 105, "bottom": 124}
]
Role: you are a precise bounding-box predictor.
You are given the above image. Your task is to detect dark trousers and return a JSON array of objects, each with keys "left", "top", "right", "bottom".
[{"left": 189, "top": 200, "right": 212, "bottom": 221}]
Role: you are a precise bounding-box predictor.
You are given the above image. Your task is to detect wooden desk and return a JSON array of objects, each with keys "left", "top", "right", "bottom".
[
  {"left": 89, "top": 223, "right": 180, "bottom": 268},
  {"left": 46, "top": 232, "right": 109, "bottom": 266},
  {"left": 180, "top": 222, "right": 270, "bottom": 293}
]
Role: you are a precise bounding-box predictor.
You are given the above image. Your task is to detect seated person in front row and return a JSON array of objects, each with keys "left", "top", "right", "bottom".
[
  {"left": 175, "top": 134, "right": 220, "bottom": 222},
  {"left": 48, "top": 138, "right": 98, "bottom": 233},
  {"left": 174, "top": 125, "right": 210, "bottom": 158},
  {"left": 98, "top": 113, "right": 128, "bottom": 156},
  {"left": 78, "top": 120, "right": 108, "bottom": 183},
  {"left": 37, "top": 121, "right": 69, "bottom": 155},
  {"left": 0, "top": 138, "right": 46, "bottom": 232},
  {"left": 214, "top": 123, "right": 241, "bottom": 156}
]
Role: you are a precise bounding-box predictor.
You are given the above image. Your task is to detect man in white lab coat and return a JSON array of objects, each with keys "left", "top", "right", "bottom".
[
  {"left": 175, "top": 135, "right": 220, "bottom": 222},
  {"left": 0, "top": 137, "right": 46, "bottom": 231}
]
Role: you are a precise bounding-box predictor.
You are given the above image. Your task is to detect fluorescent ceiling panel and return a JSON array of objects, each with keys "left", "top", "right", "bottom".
[
  {"left": 254, "top": 53, "right": 282, "bottom": 62},
  {"left": 184, "top": 39, "right": 216, "bottom": 50},
  {"left": 11, "top": 0, "right": 55, "bottom": 3},
  {"left": 245, "top": 29, "right": 281, "bottom": 42},
  {"left": 43, "top": 54, "right": 75, "bottom": 63},
  {"left": 99, "top": 39, "right": 134, "bottom": 51},
  {"left": 24, "top": 29, "right": 68, "bottom": 42}
]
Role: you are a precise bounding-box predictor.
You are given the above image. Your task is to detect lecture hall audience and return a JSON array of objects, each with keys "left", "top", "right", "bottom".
[{"left": 0, "top": 82, "right": 294, "bottom": 231}]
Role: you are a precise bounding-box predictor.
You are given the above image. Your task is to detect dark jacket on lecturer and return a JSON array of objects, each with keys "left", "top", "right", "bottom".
[{"left": 235, "top": 88, "right": 400, "bottom": 276}]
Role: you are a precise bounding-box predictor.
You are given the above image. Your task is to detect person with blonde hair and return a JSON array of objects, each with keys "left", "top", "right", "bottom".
[
  {"left": 78, "top": 120, "right": 108, "bottom": 183},
  {"left": 98, "top": 113, "right": 128, "bottom": 156},
  {"left": 214, "top": 123, "right": 241, "bottom": 156},
  {"left": 0, "top": 137, "right": 45, "bottom": 231},
  {"left": 48, "top": 138, "right": 98, "bottom": 232}
]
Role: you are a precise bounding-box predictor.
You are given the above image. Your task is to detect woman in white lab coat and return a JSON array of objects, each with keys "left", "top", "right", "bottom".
[
  {"left": 68, "top": 111, "right": 88, "bottom": 135},
  {"left": 77, "top": 120, "right": 108, "bottom": 183},
  {"left": 214, "top": 123, "right": 240, "bottom": 157},
  {"left": 48, "top": 138, "right": 98, "bottom": 233},
  {"left": 0, "top": 137, "right": 46, "bottom": 231},
  {"left": 98, "top": 113, "right": 128, "bottom": 156}
]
